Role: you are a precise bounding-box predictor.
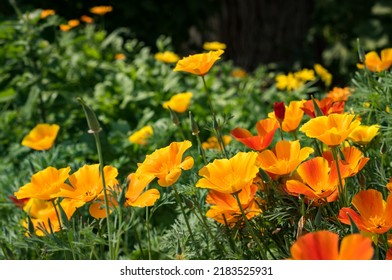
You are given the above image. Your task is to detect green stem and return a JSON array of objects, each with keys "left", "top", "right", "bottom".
[
  {"left": 93, "top": 133, "right": 114, "bottom": 259},
  {"left": 332, "top": 146, "right": 347, "bottom": 207},
  {"left": 233, "top": 192, "right": 267, "bottom": 259},
  {"left": 195, "top": 133, "right": 208, "bottom": 165},
  {"left": 146, "top": 207, "right": 152, "bottom": 260},
  {"left": 51, "top": 200, "right": 62, "bottom": 231}
]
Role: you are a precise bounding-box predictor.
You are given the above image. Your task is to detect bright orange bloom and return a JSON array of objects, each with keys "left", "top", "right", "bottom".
[
  {"left": 387, "top": 248, "right": 392, "bottom": 260},
  {"left": 387, "top": 178, "right": 392, "bottom": 193},
  {"left": 300, "top": 113, "right": 361, "bottom": 147},
  {"left": 202, "top": 41, "right": 227, "bottom": 51},
  {"left": 357, "top": 48, "right": 392, "bottom": 72},
  {"left": 257, "top": 140, "right": 313, "bottom": 179},
  {"left": 173, "top": 49, "right": 224, "bottom": 76},
  {"left": 128, "top": 125, "right": 153, "bottom": 145},
  {"left": 21, "top": 123, "right": 60, "bottom": 150},
  {"left": 338, "top": 189, "right": 392, "bottom": 234},
  {"left": 88, "top": 183, "right": 121, "bottom": 219},
  {"left": 196, "top": 152, "right": 259, "bottom": 194},
  {"left": 154, "top": 51, "right": 180, "bottom": 64},
  {"left": 40, "top": 9, "right": 55, "bottom": 19},
  {"left": 89, "top": 6, "right": 113, "bottom": 16},
  {"left": 231, "top": 118, "right": 279, "bottom": 151},
  {"left": 15, "top": 166, "right": 71, "bottom": 201},
  {"left": 322, "top": 146, "right": 369, "bottom": 179},
  {"left": 268, "top": 100, "right": 306, "bottom": 132},
  {"left": 125, "top": 173, "right": 160, "bottom": 207},
  {"left": 163, "top": 92, "right": 192, "bottom": 113},
  {"left": 205, "top": 184, "right": 262, "bottom": 226},
  {"left": 327, "top": 87, "right": 351, "bottom": 102},
  {"left": 136, "top": 141, "right": 194, "bottom": 187},
  {"left": 67, "top": 19, "right": 80, "bottom": 28},
  {"left": 300, "top": 97, "right": 345, "bottom": 118},
  {"left": 59, "top": 24, "right": 72, "bottom": 32},
  {"left": 80, "top": 15, "right": 94, "bottom": 23},
  {"left": 202, "top": 135, "right": 232, "bottom": 150},
  {"left": 114, "top": 53, "right": 126, "bottom": 60},
  {"left": 348, "top": 124, "right": 380, "bottom": 145},
  {"left": 55, "top": 164, "right": 118, "bottom": 209},
  {"left": 289, "top": 230, "right": 373, "bottom": 260},
  {"left": 285, "top": 157, "right": 344, "bottom": 203}
]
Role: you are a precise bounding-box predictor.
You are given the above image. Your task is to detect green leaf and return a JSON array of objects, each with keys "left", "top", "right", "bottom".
[{"left": 0, "top": 88, "right": 16, "bottom": 103}]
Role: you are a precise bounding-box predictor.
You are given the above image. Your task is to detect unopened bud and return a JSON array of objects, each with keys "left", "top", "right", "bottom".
[
  {"left": 189, "top": 111, "right": 199, "bottom": 135},
  {"left": 273, "top": 102, "right": 286, "bottom": 122},
  {"left": 77, "top": 97, "right": 101, "bottom": 134},
  {"left": 168, "top": 106, "right": 180, "bottom": 126}
]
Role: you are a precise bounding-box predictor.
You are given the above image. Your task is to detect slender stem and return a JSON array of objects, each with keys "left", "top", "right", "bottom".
[
  {"left": 332, "top": 146, "right": 347, "bottom": 207},
  {"left": 278, "top": 122, "right": 284, "bottom": 141},
  {"left": 195, "top": 133, "right": 208, "bottom": 165},
  {"left": 93, "top": 133, "right": 114, "bottom": 259},
  {"left": 146, "top": 207, "right": 152, "bottom": 260},
  {"left": 233, "top": 192, "right": 266, "bottom": 259},
  {"left": 51, "top": 200, "right": 62, "bottom": 231},
  {"left": 172, "top": 185, "right": 201, "bottom": 259}
]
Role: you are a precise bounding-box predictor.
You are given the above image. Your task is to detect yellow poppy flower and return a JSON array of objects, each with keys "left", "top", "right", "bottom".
[
  {"left": 257, "top": 140, "right": 313, "bottom": 179},
  {"left": 89, "top": 6, "right": 113, "bottom": 16},
  {"left": 348, "top": 124, "right": 380, "bottom": 145},
  {"left": 128, "top": 125, "right": 153, "bottom": 145},
  {"left": 196, "top": 151, "right": 259, "bottom": 194},
  {"left": 173, "top": 49, "right": 224, "bottom": 76},
  {"left": 154, "top": 51, "right": 180, "bottom": 64},
  {"left": 21, "top": 123, "right": 60, "bottom": 150},
  {"left": 289, "top": 231, "right": 373, "bottom": 260},
  {"left": 163, "top": 92, "right": 193, "bottom": 113},
  {"left": 357, "top": 48, "right": 392, "bottom": 72},
  {"left": 136, "top": 141, "right": 194, "bottom": 187},
  {"left": 338, "top": 189, "right": 392, "bottom": 234},
  {"left": 294, "top": 68, "right": 316, "bottom": 82},
  {"left": 205, "top": 184, "right": 262, "bottom": 226},
  {"left": 275, "top": 73, "right": 304, "bottom": 91},
  {"left": 300, "top": 113, "right": 361, "bottom": 147},
  {"left": 202, "top": 41, "right": 227, "bottom": 51},
  {"left": 14, "top": 166, "right": 71, "bottom": 201},
  {"left": 268, "top": 100, "right": 306, "bottom": 132},
  {"left": 125, "top": 173, "right": 160, "bottom": 207}
]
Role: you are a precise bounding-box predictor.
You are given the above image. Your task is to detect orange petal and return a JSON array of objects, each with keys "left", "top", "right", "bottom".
[
  {"left": 128, "top": 189, "right": 160, "bottom": 207},
  {"left": 338, "top": 234, "right": 374, "bottom": 260},
  {"left": 338, "top": 207, "right": 366, "bottom": 230}
]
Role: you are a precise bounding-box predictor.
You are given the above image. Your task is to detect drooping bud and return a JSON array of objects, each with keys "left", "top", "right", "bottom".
[{"left": 273, "top": 102, "right": 286, "bottom": 123}]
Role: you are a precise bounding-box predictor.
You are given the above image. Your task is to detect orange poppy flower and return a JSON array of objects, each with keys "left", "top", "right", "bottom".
[
  {"left": 231, "top": 118, "right": 279, "bottom": 151},
  {"left": 55, "top": 164, "right": 119, "bottom": 206},
  {"left": 67, "top": 19, "right": 80, "bottom": 28},
  {"left": 387, "top": 178, "right": 392, "bottom": 193},
  {"left": 136, "top": 141, "right": 194, "bottom": 187},
  {"left": 300, "top": 97, "right": 345, "bottom": 118},
  {"left": 89, "top": 6, "right": 113, "bottom": 16},
  {"left": 59, "top": 24, "right": 72, "bottom": 32},
  {"left": 268, "top": 100, "right": 306, "bottom": 132},
  {"left": 114, "top": 53, "right": 126, "bottom": 60},
  {"left": 289, "top": 230, "right": 373, "bottom": 260},
  {"left": 338, "top": 189, "right": 392, "bottom": 234},
  {"left": 285, "top": 157, "right": 345, "bottom": 203},
  {"left": 80, "top": 15, "right": 94, "bottom": 23},
  {"left": 327, "top": 87, "right": 351, "bottom": 102},
  {"left": 21, "top": 123, "right": 60, "bottom": 150},
  {"left": 257, "top": 140, "right": 313, "bottom": 179},
  {"left": 322, "top": 146, "right": 369, "bottom": 179},
  {"left": 196, "top": 151, "right": 259, "bottom": 194},
  {"left": 15, "top": 166, "right": 71, "bottom": 201},
  {"left": 40, "top": 9, "right": 55, "bottom": 19},
  {"left": 357, "top": 48, "right": 392, "bottom": 72},
  {"left": 154, "top": 51, "right": 180, "bottom": 64},
  {"left": 125, "top": 173, "right": 160, "bottom": 207},
  {"left": 348, "top": 124, "right": 380, "bottom": 145},
  {"left": 88, "top": 183, "right": 121, "bottom": 219},
  {"left": 300, "top": 113, "right": 361, "bottom": 147},
  {"left": 205, "top": 184, "right": 262, "bottom": 226},
  {"left": 163, "top": 92, "right": 193, "bottom": 113},
  {"left": 173, "top": 49, "right": 224, "bottom": 76}
]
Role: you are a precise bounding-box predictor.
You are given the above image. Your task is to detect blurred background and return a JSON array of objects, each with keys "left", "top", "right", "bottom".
[{"left": 1, "top": 0, "right": 392, "bottom": 84}]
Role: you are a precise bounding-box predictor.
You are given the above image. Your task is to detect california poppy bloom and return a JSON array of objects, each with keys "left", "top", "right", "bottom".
[
  {"left": 173, "top": 49, "right": 224, "bottom": 76},
  {"left": 154, "top": 51, "right": 180, "bottom": 64},
  {"left": 348, "top": 124, "right": 380, "bottom": 145},
  {"left": 67, "top": 19, "right": 80, "bottom": 28},
  {"left": 80, "top": 15, "right": 94, "bottom": 23},
  {"left": 322, "top": 146, "right": 369, "bottom": 179},
  {"left": 114, "top": 53, "right": 126, "bottom": 60},
  {"left": 231, "top": 118, "right": 279, "bottom": 151},
  {"left": 289, "top": 230, "right": 373, "bottom": 260},
  {"left": 202, "top": 41, "right": 227, "bottom": 51},
  {"left": 300, "top": 113, "right": 361, "bottom": 147},
  {"left": 285, "top": 157, "right": 346, "bottom": 203},
  {"left": 89, "top": 6, "right": 113, "bottom": 16},
  {"left": 55, "top": 164, "right": 119, "bottom": 209},
  {"left": 386, "top": 178, "right": 392, "bottom": 193},
  {"left": 40, "top": 9, "right": 55, "bottom": 19},
  {"left": 327, "top": 87, "right": 351, "bottom": 102},
  {"left": 128, "top": 125, "right": 153, "bottom": 145},
  {"left": 21, "top": 123, "right": 60, "bottom": 150},
  {"left": 300, "top": 97, "right": 345, "bottom": 118},
  {"left": 136, "top": 141, "right": 194, "bottom": 187},
  {"left": 338, "top": 189, "right": 392, "bottom": 234},
  {"left": 59, "top": 24, "right": 72, "bottom": 32},
  {"left": 205, "top": 184, "right": 262, "bottom": 226},
  {"left": 163, "top": 92, "right": 193, "bottom": 113},
  {"left": 257, "top": 140, "right": 313, "bottom": 179},
  {"left": 124, "top": 173, "right": 160, "bottom": 207},
  {"left": 268, "top": 100, "right": 306, "bottom": 133},
  {"left": 196, "top": 151, "right": 259, "bottom": 194},
  {"left": 15, "top": 166, "right": 71, "bottom": 201},
  {"left": 357, "top": 48, "right": 392, "bottom": 72}
]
